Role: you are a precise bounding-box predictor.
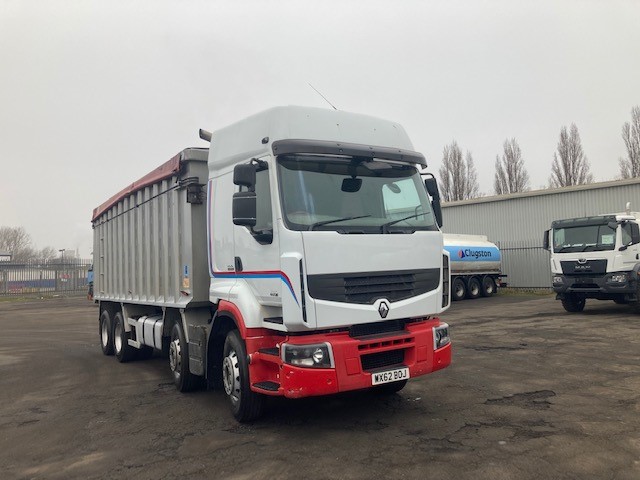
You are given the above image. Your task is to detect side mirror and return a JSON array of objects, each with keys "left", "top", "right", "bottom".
[
  {"left": 423, "top": 175, "right": 443, "bottom": 228},
  {"left": 233, "top": 191, "right": 257, "bottom": 226},
  {"left": 233, "top": 163, "right": 256, "bottom": 189},
  {"left": 543, "top": 230, "right": 550, "bottom": 250},
  {"left": 632, "top": 223, "right": 640, "bottom": 244}
]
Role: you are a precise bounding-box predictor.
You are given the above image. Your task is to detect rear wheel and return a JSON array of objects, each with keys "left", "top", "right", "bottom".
[
  {"left": 169, "top": 322, "right": 200, "bottom": 392},
  {"left": 114, "top": 312, "right": 136, "bottom": 363},
  {"left": 452, "top": 277, "right": 466, "bottom": 301},
  {"left": 481, "top": 276, "right": 497, "bottom": 297},
  {"left": 99, "top": 310, "right": 114, "bottom": 356},
  {"left": 467, "top": 277, "right": 481, "bottom": 299},
  {"left": 561, "top": 295, "right": 586, "bottom": 312},
  {"left": 223, "top": 330, "right": 264, "bottom": 422}
]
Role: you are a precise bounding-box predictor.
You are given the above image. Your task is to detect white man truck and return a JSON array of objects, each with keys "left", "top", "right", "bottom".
[
  {"left": 544, "top": 207, "right": 640, "bottom": 312},
  {"left": 92, "top": 106, "right": 452, "bottom": 421}
]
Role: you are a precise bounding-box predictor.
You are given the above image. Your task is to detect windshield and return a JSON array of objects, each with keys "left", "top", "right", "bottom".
[
  {"left": 553, "top": 224, "right": 617, "bottom": 252},
  {"left": 277, "top": 155, "right": 438, "bottom": 233}
]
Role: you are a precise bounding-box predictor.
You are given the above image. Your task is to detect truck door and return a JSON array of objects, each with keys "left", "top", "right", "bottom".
[{"left": 232, "top": 160, "right": 281, "bottom": 306}]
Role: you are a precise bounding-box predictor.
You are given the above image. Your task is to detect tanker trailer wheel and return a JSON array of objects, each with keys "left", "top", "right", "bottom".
[
  {"left": 466, "top": 277, "right": 481, "bottom": 299},
  {"left": 452, "top": 277, "right": 466, "bottom": 301},
  {"left": 169, "top": 322, "right": 199, "bottom": 392},
  {"left": 481, "top": 276, "right": 497, "bottom": 297},
  {"left": 99, "top": 310, "right": 114, "bottom": 356},
  {"left": 561, "top": 294, "right": 586, "bottom": 312},
  {"left": 113, "top": 312, "right": 136, "bottom": 363},
  {"left": 222, "top": 330, "right": 264, "bottom": 422}
]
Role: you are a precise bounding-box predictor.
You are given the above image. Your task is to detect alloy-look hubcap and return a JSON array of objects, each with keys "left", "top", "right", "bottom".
[
  {"left": 169, "top": 338, "right": 181, "bottom": 376},
  {"left": 222, "top": 350, "right": 241, "bottom": 404}
]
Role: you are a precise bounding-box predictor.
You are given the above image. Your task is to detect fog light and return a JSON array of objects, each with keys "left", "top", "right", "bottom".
[
  {"left": 609, "top": 274, "right": 627, "bottom": 283},
  {"left": 433, "top": 323, "right": 451, "bottom": 350},
  {"left": 553, "top": 276, "right": 564, "bottom": 284},
  {"left": 282, "top": 342, "right": 334, "bottom": 368}
]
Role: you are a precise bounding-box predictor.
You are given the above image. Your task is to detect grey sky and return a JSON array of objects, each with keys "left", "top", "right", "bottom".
[{"left": 1, "top": 0, "right": 639, "bottom": 257}]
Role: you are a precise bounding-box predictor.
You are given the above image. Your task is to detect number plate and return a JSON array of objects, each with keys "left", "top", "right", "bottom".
[{"left": 371, "top": 367, "right": 410, "bottom": 385}]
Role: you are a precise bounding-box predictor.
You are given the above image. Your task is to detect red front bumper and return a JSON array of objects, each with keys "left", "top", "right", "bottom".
[{"left": 248, "top": 319, "right": 451, "bottom": 399}]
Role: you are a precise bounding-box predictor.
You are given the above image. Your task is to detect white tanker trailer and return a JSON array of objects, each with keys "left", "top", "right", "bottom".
[{"left": 443, "top": 234, "right": 506, "bottom": 301}]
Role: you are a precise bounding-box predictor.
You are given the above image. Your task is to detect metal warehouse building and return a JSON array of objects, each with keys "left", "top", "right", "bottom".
[{"left": 441, "top": 178, "right": 640, "bottom": 289}]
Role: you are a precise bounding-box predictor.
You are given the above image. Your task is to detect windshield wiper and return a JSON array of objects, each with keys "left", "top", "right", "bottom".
[
  {"left": 308, "top": 215, "right": 371, "bottom": 231},
  {"left": 379, "top": 213, "right": 424, "bottom": 234}
]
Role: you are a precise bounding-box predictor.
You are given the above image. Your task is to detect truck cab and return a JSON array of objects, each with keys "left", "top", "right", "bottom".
[{"left": 544, "top": 211, "right": 640, "bottom": 312}]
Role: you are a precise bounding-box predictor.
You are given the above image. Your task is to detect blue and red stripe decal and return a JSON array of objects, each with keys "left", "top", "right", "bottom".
[{"left": 207, "top": 181, "right": 299, "bottom": 305}]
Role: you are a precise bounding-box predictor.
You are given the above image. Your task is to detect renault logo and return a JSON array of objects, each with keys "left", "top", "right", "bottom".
[{"left": 378, "top": 301, "right": 390, "bottom": 319}]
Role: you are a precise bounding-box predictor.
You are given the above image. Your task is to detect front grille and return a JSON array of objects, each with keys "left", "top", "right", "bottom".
[
  {"left": 349, "top": 319, "right": 406, "bottom": 338},
  {"left": 361, "top": 349, "right": 405, "bottom": 371},
  {"left": 308, "top": 269, "right": 440, "bottom": 304}
]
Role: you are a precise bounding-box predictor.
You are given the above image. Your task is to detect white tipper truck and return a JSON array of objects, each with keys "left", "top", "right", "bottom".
[
  {"left": 92, "top": 106, "right": 452, "bottom": 422},
  {"left": 543, "top": 206, "right": 640, "bottom": 312}
]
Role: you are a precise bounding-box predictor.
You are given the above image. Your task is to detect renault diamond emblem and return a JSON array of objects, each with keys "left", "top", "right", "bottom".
[
  {"left": 378, "top": 301, "right": 389, "bottom": 319},
  {"left": 577, "top": 258, "right": 587, "bottom": 264}
]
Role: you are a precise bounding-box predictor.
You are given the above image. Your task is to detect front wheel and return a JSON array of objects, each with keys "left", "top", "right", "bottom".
[
  {"left": 561, "top": 295, "right": 586, "bottom": 312},
  {"left": 223, "top": 330, "right": 264, "bottom": 422}
]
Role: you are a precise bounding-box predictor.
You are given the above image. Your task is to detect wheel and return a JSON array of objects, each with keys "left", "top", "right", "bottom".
[
  {"left": 481, "top": 276, "right": 497, "bottom": 297},
  {"left": 99, "top": 310, "right": 114, "bottom": 356},
  {"left": 466, "top": 277, "right": 481, "bottom": 299},
  {"left": 169, "top": 322, "right": 200, "bottom": 392},
  {"left": 222, "top": 330, "right": 264, "bottom": 422},
  {"left": 561, "top": 295, "right": 586, "bottom": 312},
  {"left": 113, "top": 312, "right": 136, "bottom": 363},
  {"left": 452, "top": 277, "right": 466, "bottom": 301},
  {"left": 372, "top": 379, "right": 407, "bottom": 394}
]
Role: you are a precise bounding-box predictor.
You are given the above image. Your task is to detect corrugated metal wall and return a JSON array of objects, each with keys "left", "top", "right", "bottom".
[{"left": 441, "top": 178, "right": 640, "bottom": 288}]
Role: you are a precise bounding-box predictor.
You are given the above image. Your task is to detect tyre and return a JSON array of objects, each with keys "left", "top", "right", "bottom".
[
  {"left": 466, "top": 277, "right": 481, "bottom": 299},
  {"left": 222, "top": 330, "right": 264, "bottom": 422},
  {"left": 481, "top": 276, "right": 497, "bottom": 297},
  {"left": 99, "top": 310, "right": 114, "bottom": 356},
  {"left": 113, "top": 312, "right": 136, "bottom": 363},
  {"left": 372, "top": 379, "right": 407, "bottom": 394},
  {"left": 452, "top": 277, "right": 466, "bottom": 301},
  {"left": 169, "top": 322, "right": 200, "bottom": 392},
  {"left": 561, "top": 295, "right": 586, "bottom": 312}
]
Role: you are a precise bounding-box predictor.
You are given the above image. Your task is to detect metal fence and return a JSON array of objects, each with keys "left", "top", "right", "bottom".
[
  {"left": 0, "top": 259, "right": 92, "bottom": 297},
  {"left": 498, "top": 240, "right": 551, "bottom": 289}
]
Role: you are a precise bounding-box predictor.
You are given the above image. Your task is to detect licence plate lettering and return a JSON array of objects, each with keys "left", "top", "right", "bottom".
[{"left": 371, "top": 367, "right": 409, "bottom": 385}]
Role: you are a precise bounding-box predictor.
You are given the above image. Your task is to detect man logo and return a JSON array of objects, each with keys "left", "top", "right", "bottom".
[
  {"left": 578, "top": 258, "right": 587, "bottom": 264},
  {"left": 378, "top": 301, "right": 390, "bottom": 319}
]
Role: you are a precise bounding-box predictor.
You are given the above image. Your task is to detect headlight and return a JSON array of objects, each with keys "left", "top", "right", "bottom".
[
  {"left": 553, "top": 276, "right": 564, "bottom": 284},
  {"left": 609, "top": 273, "right": 627, "bottom": 283},
  {"left": 433, "top": 323, "right": 450, "bottom": 350},
  {"left": 281, "top": 342, "right": 334, "bottom": 368}
]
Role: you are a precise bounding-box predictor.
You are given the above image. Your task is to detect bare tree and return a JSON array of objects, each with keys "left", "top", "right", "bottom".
[
  {"left": 619, "top": 106, "right": 640, "bottom": 179},
  {"left": 0, "top": 226, "right": 34, "bottom": 262},
  {"left": 37, "top": 246, "right": 58, "bottom": 262},
  {"left": 549, "top": 124, "right": 593, "bottom": 188},
  {"left": 494, "top": 138, "right": 530, "bottom": 194},
  {"left": 439, "top": 141, "right": 480, "bottom": 201}
]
